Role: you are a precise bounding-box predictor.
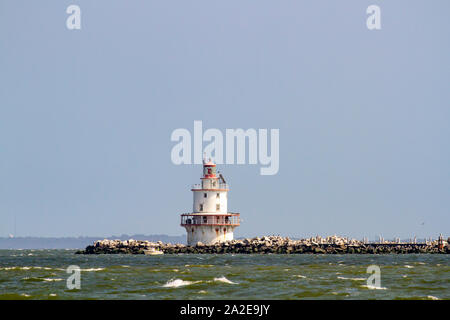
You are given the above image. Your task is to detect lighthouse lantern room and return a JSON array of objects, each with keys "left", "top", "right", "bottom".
[{"left": 181, "top": 159, "right": 240, "bottom": 246}]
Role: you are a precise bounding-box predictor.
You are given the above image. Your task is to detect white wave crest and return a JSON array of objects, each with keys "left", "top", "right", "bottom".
[
  {"left": 213, "top": 276, "right": 237, "bottom": 284},
  {"left": 162, "top": 279, "right": 200, "bottom": 288},
  {"left": 22, "top": 277, "right": 63, "bottom": 282},
  {"left": 43, "top": 278, "right": 63, "bottom": 282},
  {"left": 360, "top": 285, "right": 387, "bottom": 290},
  {"left": 80, "top": 268, "right": 105, "bottom": 272},
  {"left": 337, "top": 276, "right": 366, "bottom": 281},
  {"left": 1, "top": 266, "right": 55, "bottom": 271}
]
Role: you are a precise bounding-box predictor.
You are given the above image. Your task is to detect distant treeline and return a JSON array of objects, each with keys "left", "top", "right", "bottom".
[{"left": 0, "top": 234, "right": 186, "bottom": 249}]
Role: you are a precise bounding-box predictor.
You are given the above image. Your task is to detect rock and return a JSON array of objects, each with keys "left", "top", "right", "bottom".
[{"left": 313, "top": 247, "right": 326, "bottom": 254}]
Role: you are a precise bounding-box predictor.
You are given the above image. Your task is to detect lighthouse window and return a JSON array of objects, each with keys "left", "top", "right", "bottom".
[
  {"left": 203, "top": 216, "right": 207, "bottom": 223},
  {"left": 216, "top": 193, "right": 220, "bottom": 198},
  {"left": 204, "top": 193, "right": 207, "bottom": 198},
  {"left": 199, "top": 204, "right": 203, "bottom": 211},
  {"left": 212, "top": 181, "right": 216, "bottom": 187},
  {"left": 216, "top": 204, "right": 220, "bottom": 211}
]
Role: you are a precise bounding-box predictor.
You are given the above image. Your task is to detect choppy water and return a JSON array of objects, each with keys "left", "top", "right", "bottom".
[{"left": 0, "top": 250, "right": 448, "bottom": 300}]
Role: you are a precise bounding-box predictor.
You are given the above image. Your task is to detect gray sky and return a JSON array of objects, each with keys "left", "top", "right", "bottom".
[{"left": 0, "top": 1, "right": 449, "bottom": 239}]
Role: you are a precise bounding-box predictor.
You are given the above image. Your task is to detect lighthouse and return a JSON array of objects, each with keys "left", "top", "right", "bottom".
[{"left": 180, "top": 159, "right": 240, "bottom": 246}]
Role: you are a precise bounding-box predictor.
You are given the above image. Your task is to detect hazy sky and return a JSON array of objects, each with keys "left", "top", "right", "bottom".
[{"left": 0, "top": 1, "right": 449, "bottom": 239}]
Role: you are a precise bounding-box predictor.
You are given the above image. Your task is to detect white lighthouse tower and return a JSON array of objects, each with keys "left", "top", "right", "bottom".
[{"left": 181, "top": 159, "right": 240, "bottom": 246}]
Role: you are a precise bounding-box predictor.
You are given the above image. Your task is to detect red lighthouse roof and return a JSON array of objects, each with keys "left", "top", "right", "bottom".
[
  {"left": 203, "top": 157, "right": 216, "bottom": 167},
  {"left": 202, "top": 158, "right": 217, "bottom": 178}
]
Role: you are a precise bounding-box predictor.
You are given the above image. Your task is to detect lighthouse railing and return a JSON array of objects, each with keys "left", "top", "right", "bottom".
[
  {"left": 191, "top": 183, "right": 229, "bottom": 190},
  {"left": 180, "top": 213, "right": 240, "bottom": 226}
]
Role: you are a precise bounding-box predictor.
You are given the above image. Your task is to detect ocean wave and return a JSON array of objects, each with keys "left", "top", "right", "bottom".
[
  {"left": 22, "top": 277, "right": 63, "bottom": 282},
  {"left": 184, "top": 264, "right": 214, "bottom": 268},
  {"left": 5, "top": 266, "right": 30, "bottom": 270},
  {"left": 360, "top": 285, "right": 387, "bottom": 290},
  {"left": 404, "top": 265, "right": 414, "bottom": 269},
  {"left": 162, "top": 276, "right": 237, "bottom": 288},
  {"left": 0, "top": 293, "right": 32, "bottom": 299},
  {"left": 162, "top": 279, "right": 201, "bottom": 288},
  {"left": 43, "top": 278, "right": 64, "bottom": 282},
  {"left": 0, "top": 267, "right": 21, "bottom": 271},
  {"left": 80, "top": 268, "right": 105, "bottom": 272},
  {"left": 331, "top": 291, "right": 349, "bottom": 296},
  {"left": 0, "top": 266, "right": 54, "bottom": 271},
  {"left": 427, "top": 296, "right": 440, "bottom": 300},
  {"left": 11, "top": 266, "right": 104, "bottom": 272},
  {"left": 293, "top": 275, "right": 307, "bottom": 279},
  {"left": 337, "top": 276, "right": 366, "bottom": 281},
  {"left": 213, "top": 276, "right": 237, "bottom": 284}
]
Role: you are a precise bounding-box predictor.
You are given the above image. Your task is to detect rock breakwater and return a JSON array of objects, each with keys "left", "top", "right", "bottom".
[{"left": 76, "top": 236, "right": 449, "bottom": 254}]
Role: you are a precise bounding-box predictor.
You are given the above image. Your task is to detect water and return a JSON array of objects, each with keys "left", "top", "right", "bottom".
[{"left": 0, "top": 250, "right": 448, "bottom": 300}]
